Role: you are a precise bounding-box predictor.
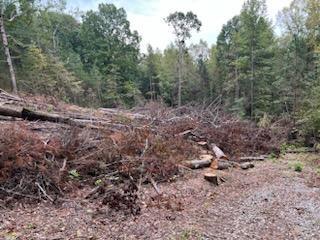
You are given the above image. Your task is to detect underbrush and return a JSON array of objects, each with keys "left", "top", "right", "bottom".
[
  {"left": 0, "top": 124, "right": 67, "bottom": 202},
  {"left": 0, "top": 123, "right": 198, "bottom": 204}
]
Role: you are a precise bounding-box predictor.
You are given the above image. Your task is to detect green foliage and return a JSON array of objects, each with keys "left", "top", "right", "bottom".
[
  {"left": 0, "top": 0, "right": 319, "bottom": 121},
  {"left": 280, "top": 143, "right": 305, "bottom": 155},
  {"left": 79, "top": 3, "right": 141, "bottom": 107},
  {"left": 214, "top": 0, "right": 275, "bottom": 119},
  {"left": 293, "top": 162, "right": 304, "bottom": 172},
  {"left": 268, "top": 152, "right": 277, "bottom": 160},
  {"left": 69, "top": 169, "right": 80, "bottom": 179},
  {"left": 165, "top": 12, "right": 202, "bottom": 43},
  {"left": 20, "top": 46, "right": 83, "bottom": 102},
  {"left": 165, "top": 11, "right": 202, "bottom": 106},
  {"left": 95, "top": 179, "right": 103, "bottom": 186},
  {"left": 300, "top": 85, "right": 320, "bottom": 135}
]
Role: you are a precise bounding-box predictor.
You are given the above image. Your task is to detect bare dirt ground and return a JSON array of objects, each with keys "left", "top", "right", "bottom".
[{"left": 1, "top": 155, "right": 320, "bottom": 240}]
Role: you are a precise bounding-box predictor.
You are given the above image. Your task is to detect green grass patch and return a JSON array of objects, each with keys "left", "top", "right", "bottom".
[{"left": 292, "top": 162, "right": 304, "bottom": 172}]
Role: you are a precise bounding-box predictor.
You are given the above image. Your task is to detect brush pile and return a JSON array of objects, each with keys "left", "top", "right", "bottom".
[{"left": 0, "top": 90, "right": 289, "bottom": 209}]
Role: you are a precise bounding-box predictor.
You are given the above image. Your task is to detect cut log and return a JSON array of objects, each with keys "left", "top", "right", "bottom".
[
  {"left": 210, "top": 159, "right": 218, "bottom": 170},
  {"left": 211, "top": 144, "right": 228, "bottom": 160},
  {"left": 218, "top": 162, "right": 232, "bottom": 170},
  {"left": 184, "top": 155, "right": 214, "bottom": 169},
  {"left": 204, "top": 172, "right": 219, "bottom": 185},
  {"left": 185, "top": 159, "right": 212, "bottom": 169},
  {"left": 240, "top": 162, "right": 255, "bottom": 170},
  {"left": 200, "top": 154, "right": 214, "bottom": 161}
]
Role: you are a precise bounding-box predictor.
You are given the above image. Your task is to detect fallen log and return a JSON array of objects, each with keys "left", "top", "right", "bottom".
[
  {"left": 185, "top": 159, "right": 212, "bottom": 169},
  {"left": 185, "top": 159, "right": 235, "bottom": 170},
  {"left": 218, "top": 161, "right": 232, "bottom": 170},
  {"left": 0, "top": 106, "right": 22, "bottom": 118},
  {"left": 240, "top": 162, "right": 255, "bottom": 170},
  {"left": 0, "top": 106, "right": 129, "bottom": 130},
  {"left": 22, "top": 108, "right": 73, "bottom": 124},
  {"left": 239, "top": 156, "right": 265, "bottom": 162}
]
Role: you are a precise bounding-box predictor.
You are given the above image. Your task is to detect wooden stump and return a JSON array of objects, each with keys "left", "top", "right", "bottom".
[{"left": 204, "top": 172, "right": 219, "bottom": 185}]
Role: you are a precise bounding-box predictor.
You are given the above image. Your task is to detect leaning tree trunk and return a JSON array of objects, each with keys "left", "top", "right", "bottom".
[{"left": 0, "top": 13, "right": 17, "bottom": 95}]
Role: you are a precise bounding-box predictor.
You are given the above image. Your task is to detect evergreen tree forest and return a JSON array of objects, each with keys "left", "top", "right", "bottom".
[{"left": 0, "top": 0, "right": 319, "bottom": 132}]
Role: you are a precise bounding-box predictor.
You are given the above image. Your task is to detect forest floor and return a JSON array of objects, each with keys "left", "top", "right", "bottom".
[{"left": 1, "top": 153, "right": 320, "bottom": 240}]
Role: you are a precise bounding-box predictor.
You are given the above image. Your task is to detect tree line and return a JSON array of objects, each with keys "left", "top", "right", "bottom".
[{"left": 0, "top": 0, "right": 319, "bottom": 129}]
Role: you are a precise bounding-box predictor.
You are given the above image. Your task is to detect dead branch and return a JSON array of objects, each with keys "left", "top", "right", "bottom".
[
  {"left": 239, "top": 156, "right": 266, "bottom": 162},
  {"left": 0, "top": 187, "right": 39, "bottom": 200},
  {"left": 149, "top": 176, "right": 161, "bottom": 195},
  {"left": 35, "top": 182, "right": 55, "bottom": 203}
]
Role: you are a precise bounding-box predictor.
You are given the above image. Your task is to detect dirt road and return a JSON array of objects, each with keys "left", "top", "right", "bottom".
[{"left": 1, "top": 156, "right": 320, "bottom": 240}]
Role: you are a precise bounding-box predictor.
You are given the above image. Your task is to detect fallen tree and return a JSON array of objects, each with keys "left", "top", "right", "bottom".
[
  {"left": 0, "top": 106, "right": 130, "bottom": 130},
  {"left": 0, "top": 106, "right": 21, "bottom": 118}
]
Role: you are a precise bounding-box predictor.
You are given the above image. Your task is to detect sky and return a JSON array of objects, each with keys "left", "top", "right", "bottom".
[{"left": 66, "top": 0, "right": 293, "bottom": 52}]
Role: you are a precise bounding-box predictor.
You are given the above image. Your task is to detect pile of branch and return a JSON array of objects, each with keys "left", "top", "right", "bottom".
[
  {"left": 0, "top": 89, "right": 22, "bottom": 103},
  {"left": 0, "top": 124, "right": 66, "bottom": 202},
  {"left": 0, "top": 95, "right": 289, "bottom": 208}
]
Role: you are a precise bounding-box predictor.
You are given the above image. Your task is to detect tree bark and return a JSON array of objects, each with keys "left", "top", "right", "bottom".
[
  {"left": 0, "top": 12, "right": 17, "bottom": 94},
  {"left": 0, "top": 106, "right": 22, "bottom": 118},
  {"left": 178, "top": 43, "right": 183, "bottom": 107},
  {"left": 235, "top": 59, "right": 240, "bottom": 101},
  {"left": 250, "top": 44, "right": 254, "bottom": 119},
  {"left": 185, "top": 159, "right": 212, "bottom": 169}
]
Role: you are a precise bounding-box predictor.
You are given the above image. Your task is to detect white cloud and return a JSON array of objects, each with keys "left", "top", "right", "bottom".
[
  {"left": 68, "top": 0, "right": 293, "bottom": 52},
  {"left": 126, "top": 0, "right": 293, "bottom": 52}
]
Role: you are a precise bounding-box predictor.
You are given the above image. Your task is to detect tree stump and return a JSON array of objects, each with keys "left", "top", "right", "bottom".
[{"left": 204, "top": 172, "right": 219, "bottom": 185}]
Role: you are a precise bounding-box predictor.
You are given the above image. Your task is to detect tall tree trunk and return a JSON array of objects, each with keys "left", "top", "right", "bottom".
[
  {"left": 235, "top": 61, "right": 240, "bottom": 101},
  {"left": 178, "top": 43, "right": 183, "bottom": 107},
  {"left": 250, "top": 44, "right": 254, "bottom": 119},
  {"left": 149, "top": 76, "right": 153, "bottom": 101},
  {"left": 293, "top": 36, "right": 299, "bottom": 125},
  {"left": 0, "top": 13, "right": 17, "bottom": 94}
]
